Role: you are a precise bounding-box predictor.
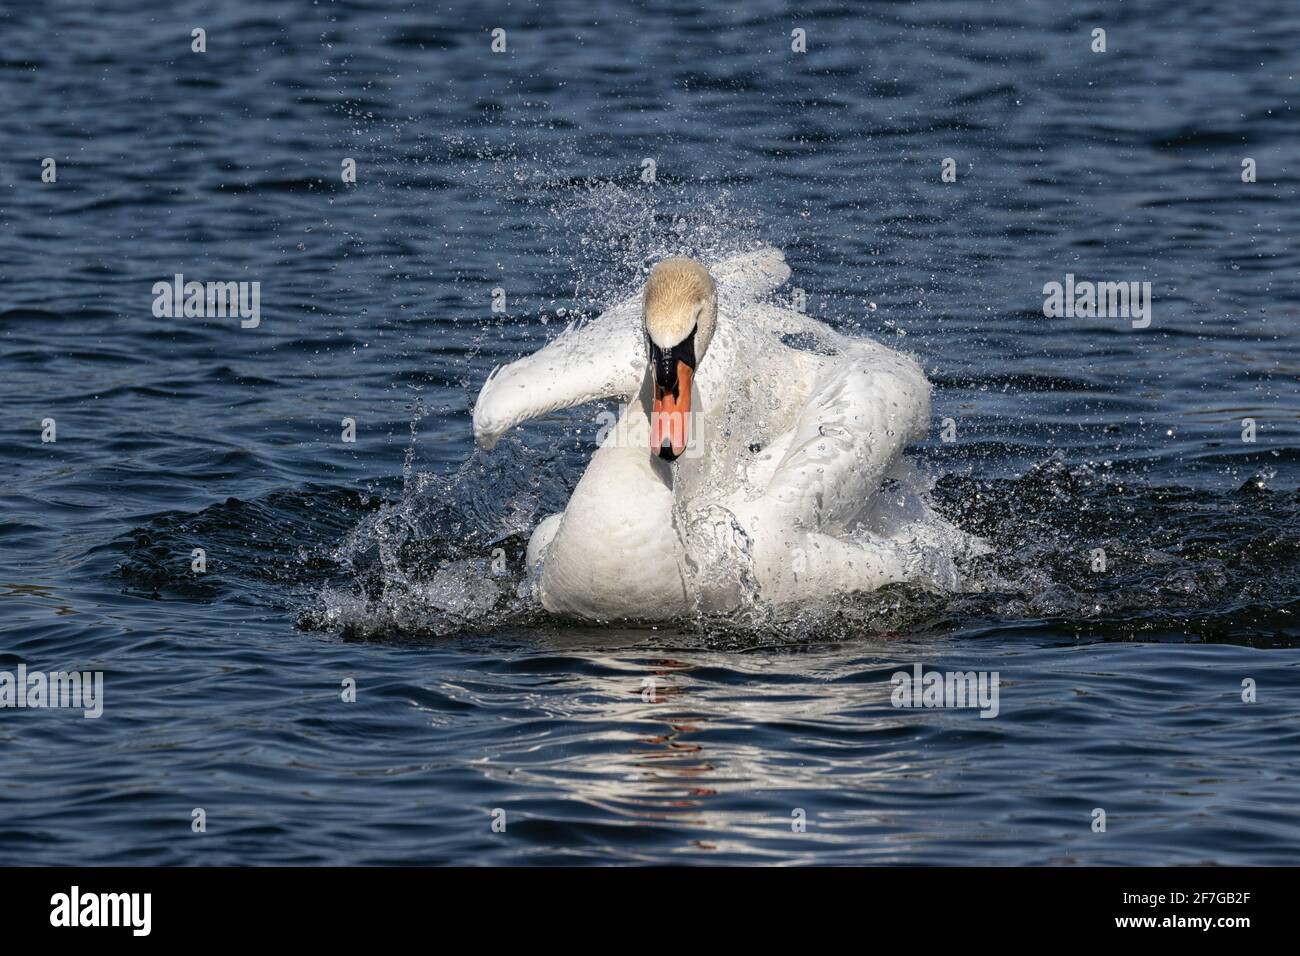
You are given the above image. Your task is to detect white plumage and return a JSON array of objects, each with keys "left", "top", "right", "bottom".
[{"left": 473, "top": 247, "right": 979, "bottom": 620}]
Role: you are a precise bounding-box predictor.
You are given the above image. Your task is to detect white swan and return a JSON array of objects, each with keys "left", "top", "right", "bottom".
[{"left": 473, "top": 247, "right": 974, "bottom": 621}]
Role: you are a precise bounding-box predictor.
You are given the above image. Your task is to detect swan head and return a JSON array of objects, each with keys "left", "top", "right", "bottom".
[{"left": 643, "top": 257, "right": 717, "bottom": 461}]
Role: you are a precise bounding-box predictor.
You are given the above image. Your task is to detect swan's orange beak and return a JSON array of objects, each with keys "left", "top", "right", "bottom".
[{"left": 651, "top": 359, "right": 692, "bottom": 461}]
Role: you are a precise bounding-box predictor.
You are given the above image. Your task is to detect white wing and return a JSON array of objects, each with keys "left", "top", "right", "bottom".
[
  {"left": 764, "top": 342, "right": 931, "bottom": 534},
  {"left": 473, "top": 297, "right": 643, "bottom": 449}
]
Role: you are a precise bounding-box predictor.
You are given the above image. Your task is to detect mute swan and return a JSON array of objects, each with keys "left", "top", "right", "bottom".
[{"left": 473, "top": 247, "right": 974, "bottom": 620}]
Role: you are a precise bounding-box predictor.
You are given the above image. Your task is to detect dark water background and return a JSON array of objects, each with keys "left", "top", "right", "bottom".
[{"left": 1, "top": 0, "right": 1298, "bottom": 864}]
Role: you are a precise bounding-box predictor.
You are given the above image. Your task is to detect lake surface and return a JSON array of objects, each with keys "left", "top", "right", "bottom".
[{"left": 1, "top": 0, "right": 1297, "bottom": 865}]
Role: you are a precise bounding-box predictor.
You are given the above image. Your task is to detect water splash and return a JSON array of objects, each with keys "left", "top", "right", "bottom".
[
  {"left": 305, "top": 434, "right": 570, "bottom": 638},
  {"left": 103, "top": 161, "right": 1298, "bottom": 646},
  {"left": 107, "top": 448, "right": 1297, "bottom": 647}
]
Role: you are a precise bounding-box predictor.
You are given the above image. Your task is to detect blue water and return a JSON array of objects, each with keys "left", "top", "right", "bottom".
[{"left": 1, "top": 0, "right": 1298, "bottom": 865}]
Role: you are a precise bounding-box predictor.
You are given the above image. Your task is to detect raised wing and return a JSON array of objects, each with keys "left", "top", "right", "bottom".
[
  {"left": 473, "top": 296, "right": 643, "bottom": 450},
  {"left": 764, "top": 342, "right": 931, "bottom": 534}
]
